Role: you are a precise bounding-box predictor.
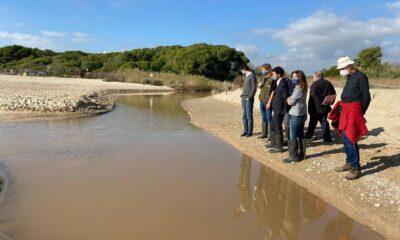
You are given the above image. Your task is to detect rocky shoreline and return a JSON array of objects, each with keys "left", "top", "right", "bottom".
[{"left": 0, "top": 75, "right": 173, "bottom": 121}]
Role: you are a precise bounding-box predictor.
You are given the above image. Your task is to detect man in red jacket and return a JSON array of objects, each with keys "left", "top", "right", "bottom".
[{"left": 334, "top": 56, "right": 371, "bottom": 180}]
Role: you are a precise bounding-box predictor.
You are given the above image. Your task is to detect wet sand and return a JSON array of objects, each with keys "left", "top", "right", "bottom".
[
  {"left": 0, "top": 75, "right": 172, "bottom": 122},
  {"left": 182, "top": 89, "right": 400, "bottom": 240},
  {"left": 0, "top": 94, "right": 383, "bottom": 239}
]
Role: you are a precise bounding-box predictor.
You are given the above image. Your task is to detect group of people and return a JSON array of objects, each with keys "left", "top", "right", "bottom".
[{"left": 239, "top": 56, "right": 371, "bottom": 180}]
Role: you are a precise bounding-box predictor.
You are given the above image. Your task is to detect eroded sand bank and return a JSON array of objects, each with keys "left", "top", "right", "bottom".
[
  {"left": 0, "top": 75, "right": 173, "bottom": 122},
  {"left": 182, "top": 88, "right": 400, "bottom": 240}
]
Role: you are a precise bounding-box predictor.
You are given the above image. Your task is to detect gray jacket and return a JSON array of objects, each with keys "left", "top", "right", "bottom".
[
  {"left": 288, "top": 85, "right": 307, "bottom": 116},
  {"left": 241, "top": 72, "right": 257, "bottom": 99}
]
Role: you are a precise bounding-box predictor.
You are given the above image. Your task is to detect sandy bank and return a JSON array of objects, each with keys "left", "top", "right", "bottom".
[
  {"left": 0, "top": 75, "right": 172, "bottom": 122},
  {"left": 182, "top": 88, "right": 400, "bottom": 240}
]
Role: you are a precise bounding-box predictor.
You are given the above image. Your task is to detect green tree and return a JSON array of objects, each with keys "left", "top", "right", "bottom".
[{"left": 357, "top": 46, "right": 382, "bottom": 70}]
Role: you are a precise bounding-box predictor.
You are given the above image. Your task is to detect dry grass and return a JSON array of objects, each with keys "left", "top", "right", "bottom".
[
  {"left": 328, "top": 77, "right": 400, "bottom": 89},
  {"left": 94, "top": 68, "right": 236, "bottom": 92}
]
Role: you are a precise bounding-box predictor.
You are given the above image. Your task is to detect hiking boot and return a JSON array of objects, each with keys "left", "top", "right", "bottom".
[
  {"left": 269, "top": 133, "right": 284, "bottom": 153},
  {"left": 283, "top": 140, "right": 299, "bottom": 163},
  {"left": 345, "top": 167, "right": 361, "bottom": 180},
  {"left": 334, "top": 163, "right": 352, "bottom": 172},
  {"left": 258, "top": 122, "right": 268, "bottom": 139},
  {"left": 298, "top": 139, "right": 306, "bottom": 160}
]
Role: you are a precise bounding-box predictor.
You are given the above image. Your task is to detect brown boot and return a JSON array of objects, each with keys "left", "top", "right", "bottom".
[
  {"left": 345, "top": 167, "right": 361, "bottom": 180},
  {"left": 334, "top": 163, "right": 352, "bottom": 172}
]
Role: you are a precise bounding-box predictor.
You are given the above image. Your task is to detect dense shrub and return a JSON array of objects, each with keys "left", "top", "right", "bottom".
[{"left": 0, "top": 44, "right": 249, "bottom": 81}]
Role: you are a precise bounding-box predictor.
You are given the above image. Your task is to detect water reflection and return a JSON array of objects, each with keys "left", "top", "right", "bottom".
[
  {"left": 0, "top": 94, "right": 384, "bottom": 240},
  {"left": 235, "top": 154, "right": 382, "bottom": 240},
  {"left": 117, "top": 93, "right": 208, "bottom": 117}
]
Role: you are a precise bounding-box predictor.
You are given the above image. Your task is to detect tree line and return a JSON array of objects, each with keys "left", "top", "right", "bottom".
[
  {"left": 322, "top": 46, "right": 400, "bottom": 78},
  {"left": 0, "top": 44, "right": 249, "bottom": 81}
]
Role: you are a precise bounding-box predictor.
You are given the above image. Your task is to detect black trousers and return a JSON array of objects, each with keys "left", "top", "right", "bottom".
[
  {"left": 306, "top": 113, "right": 332, "bottom": 141},
  {"left": 272, "top": 113, "right": 285, "bottom": 133}
]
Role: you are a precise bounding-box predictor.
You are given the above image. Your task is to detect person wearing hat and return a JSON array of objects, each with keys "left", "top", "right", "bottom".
[{"left": 334, "top": 56, "right": 371, "bottom": 180}]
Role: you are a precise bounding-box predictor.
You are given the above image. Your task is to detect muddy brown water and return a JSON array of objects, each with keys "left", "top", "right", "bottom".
[{"left": 0, "top": 94, "right": 383, "bottom": 240}]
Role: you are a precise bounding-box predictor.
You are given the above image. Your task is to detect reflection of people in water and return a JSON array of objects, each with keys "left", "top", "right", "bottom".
[
  {"left": 302, "top": 189, "right": 327, "bottom": 224},
  {"left": 263, "top": 170, "right": 287, "bottom": 239},
  {"left": 253, "top": 164, "right": 267, "bottom": 228},
  {"left": 235, "top": 154, "right": 252, "bottom": 217},
  {"left": 322, "top": 212, "right": 354, "bottom": 240},
  {"left": 234, "top": 155, "right": 347, "bottom": 240},
  {"left": 281, "top": 177, "right": 302, "bottom": 240}
]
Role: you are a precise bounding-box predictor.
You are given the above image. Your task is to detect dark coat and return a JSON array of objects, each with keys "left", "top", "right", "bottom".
[
  {"left": 308, "top": 78, "right": 336, "bottom": 116},
  {"left": 271, "top": 78, "right": 289, "bottom": 115}
]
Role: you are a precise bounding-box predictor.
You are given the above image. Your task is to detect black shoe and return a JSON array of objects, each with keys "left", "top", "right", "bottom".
[
  {"left": 245, "top": 134, "right": 253, "bottom": 138},
  {"left": 240, "top": 132, "right": 247, "bottom": 137},
  {"left": 323, "top": 139, "right": 332, "bottom": 143}
]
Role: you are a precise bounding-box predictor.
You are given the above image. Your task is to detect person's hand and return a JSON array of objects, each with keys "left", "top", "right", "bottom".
[
  {"left": 246, "top": 98, "right": 250, "bottom": 101},
  {"left": 266, "top": 103, "right": 271, "bottom": 109}
]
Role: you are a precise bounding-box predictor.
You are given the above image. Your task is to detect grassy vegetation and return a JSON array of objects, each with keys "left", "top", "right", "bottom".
[{"left": 89, "top": 68, "right": 236, "bottom": 92}]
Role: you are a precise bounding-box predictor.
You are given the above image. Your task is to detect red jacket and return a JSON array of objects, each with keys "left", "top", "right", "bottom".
[{"left": 328, "top": 101, "right": 368, "bottom": 144}]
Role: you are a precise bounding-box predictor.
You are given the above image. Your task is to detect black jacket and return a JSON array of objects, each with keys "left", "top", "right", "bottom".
[
  {"left": 341, "top": 70, "right": 371, "bottom": 114},
  {"left": 308, "top": 78, "right": 336, "bottom": 116},
  {"left": 271, "top": 78, "right": 289, "bottom": 115}
]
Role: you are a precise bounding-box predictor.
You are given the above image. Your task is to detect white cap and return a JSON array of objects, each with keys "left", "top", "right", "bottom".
[{"left": 337, "top": 56, "right": 355, "bottom": 69}]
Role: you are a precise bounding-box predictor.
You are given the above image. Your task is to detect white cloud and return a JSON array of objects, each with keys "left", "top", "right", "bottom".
[
  {"left": 386, "top": 1, "right": 400, "bottom": 10},
  {"left": 0, "top": 30, "right": 95, "bottom": 51},
  {"left": 234, "top": 44, "right": 267, "bottom": 64},
  {"left": 235, "top": 44, "right": 259, "bottom": 55},
  {"left": 71, "top": 32, "right": 92, "bottom": 43},
  {"left": 0, "top": 31, "right": 52, "bottom": 49},
  {"left": 41, "top": 31, "right": 67, "bottom": 37},
  {"left": 249, "top": 11, "right": 400, "bottom": 73}
]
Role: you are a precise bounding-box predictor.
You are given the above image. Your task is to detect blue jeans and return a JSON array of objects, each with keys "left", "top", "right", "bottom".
[
  {"left": 342, "top": 132, "right": 360, "bottom": 168},
  {"left": 259, "top": 102, "right": 272, "bottom": 123},
  {"left": 290, "top": 115, "right": 306, "bottom": 141},
  {"left": 241, "top": 97, "right": 254, "bottom": 136}
]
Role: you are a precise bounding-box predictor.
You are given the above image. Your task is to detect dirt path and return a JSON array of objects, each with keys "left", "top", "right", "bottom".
[{"left": 182, "top": 90, "right": 400, "bottom": 240}]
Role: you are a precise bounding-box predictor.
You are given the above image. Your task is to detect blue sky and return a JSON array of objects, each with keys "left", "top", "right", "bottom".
[{"left": 1, "top": 0, "right": 400, "bottom": 73}]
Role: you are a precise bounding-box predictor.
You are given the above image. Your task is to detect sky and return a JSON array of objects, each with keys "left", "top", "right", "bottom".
[{"left": 1, "top": 0, "right": 400, "bottom": 73}]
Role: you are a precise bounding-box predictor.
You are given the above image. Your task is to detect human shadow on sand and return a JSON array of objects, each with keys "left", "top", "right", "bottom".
[
  {"left": 361, "top": 153, "right": 400, "bottom": 177},
  {"left": 368, "top": 127, "right": 385, "bottom": 137},
  {"left": 306, "top": 143, "right": 387, "bottom": 159}
]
